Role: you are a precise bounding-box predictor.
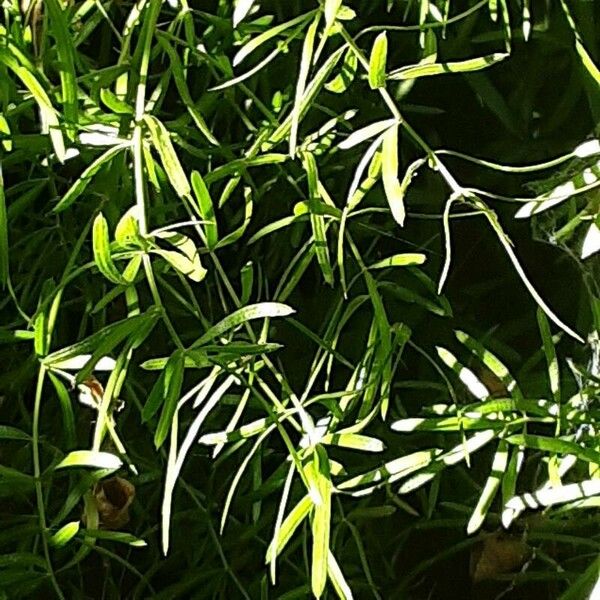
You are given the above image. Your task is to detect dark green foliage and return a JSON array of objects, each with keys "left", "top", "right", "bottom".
[{"left": 0, "top": 1, "right": 599, "bottom": 598}]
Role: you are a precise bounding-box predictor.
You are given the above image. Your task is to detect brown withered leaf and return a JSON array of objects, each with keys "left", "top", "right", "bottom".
[
  {"left": 470, "top": 531, "right": 531, "bottom": 583},
  {"left": 92, "top": 477, "right": 135, "bottom": 530}
]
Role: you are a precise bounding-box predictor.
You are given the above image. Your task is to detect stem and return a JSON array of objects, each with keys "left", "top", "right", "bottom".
[
  {"left": 33, "top": 365, "right": 65, "bottom": 600},
  {"left": 130, "top": 0, "right": 183, "bottom": 349}
]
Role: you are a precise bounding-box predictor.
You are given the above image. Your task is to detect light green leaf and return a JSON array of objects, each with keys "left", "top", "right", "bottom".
[
  {"left": 153, "top": 231, "right": 207, "bottom": 282},
  {"left": 234, "top": 11, "right": 316, "bottom": 66},
  {"left": 560, "top": 0, "right": 600, "bottom": 85},
  {"left": 191, "top": 171, "right": 218, "bottom": 249},
  {"left": 302, "top": 152, "right": 333, "bottom": 285},
  {"left": 193, "top": 303, "right": 295, "bottom": 347},
  {"left": 49, "top": 521, "right": 80, "bottom": 547},
  {"left": 537, "top": 309, "right": 560, "bottom": 406},
  {"left": 324, "top": 0, "right": 343, "bottom": 30},
  {"left": 502, "top": 478, "right": 600, "bottom": 528},
  {"left": 505, "top": 434, "right": 600, "bottom": 465},
  {"left": 581, "top": 222, "right": 600, "bottom": 259},
  {"left": 370, "top": 253, "right": 426, "bottom": 269},
  {"left": 437, "top": 346, "right": 491, "bottom": 400},
  {"left": 144, "top": 115, "right": 191, "bottom": 199},
  {"left": 327, "top": 550, "right": 354, "bottom": 600},
  {"left": 265, "top": 494, "right": 312, "bottom": 563},
  {"left": 0, "top": 114, "right": 11, "bottom": 151},
  {"left": 339, "top": 118, "right": 396, "bottom": 150},
  {"left": 266, "top": 47, "right": 344, "bottom": 149},
  {"left": 325, "top": 49, "right": 357, "bottom": 93},
  {"left": 114, "top": 206, "right": 143, "bottom": 248},
  {"left": 216, "top": 186, "right": 254, "bottom": 249},
  {"left": 309, "top": 449, "right": 332, "bottom": 598},
  {"left": 515, "top": 159, "right": 600, "bottom": 219},
  {"left": 156, "top": 35, "right": 218, "bottom": 145},
  {"left": 0, "top": 48, "right": 65, "bottom": 161},
  {"left": 382, "top": 124, "right": 406, "bottom": 226},
  {"left": 337, "top": 448, "right": 440, "bottom": 493},
  {"left": 93, "top": 213, "right": 126, "bottom": 284},
  {"left": 467, "top": 440, "right": 509, "bottom": 534},
  {"left": 398, "top": 430, "right": 496, "bottom": 494},
  {"left": 56, "top": 450, "right": 122, "bottom": 471},
  {"left": 290, "top": 13, "right": 320, "bottom": 156},
  {"left": 233, "top": 0, "right": 255, "bottom": 27},
  {"left": 368, "top": 32, "right": 388, "bottom": 89},
  {"left": 321, "top": 433, "right": 385, "bottom": 452},
  {"left": 45, "top": 0, "right": 78, "bottom": 136},
  {"left": 389, "top": 53, "right": 508, "bottom": 80}
]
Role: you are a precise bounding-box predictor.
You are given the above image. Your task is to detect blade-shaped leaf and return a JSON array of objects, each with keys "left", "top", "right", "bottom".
[{"left": 382, "top": 124, "right": 406, "bottom": 226}]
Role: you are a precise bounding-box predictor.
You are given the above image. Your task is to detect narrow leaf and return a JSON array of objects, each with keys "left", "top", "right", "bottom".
[
  {"left": 368, "top": 32, "right": 388, "bottom": 89},
  {"left": 382, "top": 124, "right": 406, "bottom": 226}
]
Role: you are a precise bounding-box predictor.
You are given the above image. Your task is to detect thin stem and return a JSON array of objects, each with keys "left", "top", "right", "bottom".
[{"left": 33, "top": 365, "right": 65, "bottom": 600}]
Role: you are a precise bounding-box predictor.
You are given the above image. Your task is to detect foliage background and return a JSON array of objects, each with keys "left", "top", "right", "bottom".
[{"left": 0, "top": 0, "right": 599, "bottom": 598}]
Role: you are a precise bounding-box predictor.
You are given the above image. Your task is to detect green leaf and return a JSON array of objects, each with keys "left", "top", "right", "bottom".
[
  {"left": 82, "top": 529, "right": 147, "bottom": 547},
  {"left": 515, "top": 159, "right": 600, "bottom": 219},
  {"left": 266, "top": 47, "right": 344, "bottom": 149},
  {"left": 368, "top": 32, "right": 388, "bottom": 89},
  {"left": 290, "top": 13, "right": 320, "bottom": 156},
  {"left": 505, "top": 434, "right": 600, "bottom": 465},
  {"left": 382, "top": 124, "right": 406, "bottom": 226},
  {"left": 142, "top": 348, "right": 201, "bottom": 421},
  {"left": 0, "top": 164, "right": 7, "bottom": 287},
  {"left": 114, "top": 207, "right": 143, "bottom": 248},
  {"left": 325, "top": 49, "right": 357, "bottom": 93},
  {"left": 193, "top": 303, "right": 295, "bottom": 347},
  {"left": 56, "top": 450, "right": 122, "bottom": 471},
  {"left": 454, "top": 330, "right": 521, "bottom": 398},
  {"left": 560, "top": 0, "right": 600, "bottom": 85},
  {"left": 265, "top": 494, "right": 312, "bottom": 563},
  {"left": 0, "top": 425, "right": 30, "bottom": 440},
  {"left": 144, "top": 115, "right": 191, "bottom": 199},
  {"left": 308, "top": 448, "right": 332, "bottom": 598},
  {"left": 93, "top": 213, "right": 126, "bottom": 284},
  {"left": 216, "top": 186, "right": 254, "bottom": 249},
  {"left": 398, "top": 431, "right": 496, "bottom": 494},
  {"left": 436, "top": 346, "right": 493, "bottom": 400},
  {"left": 49, "top": 521, "right": 80, "bottom": 547},
  {"left": 581, "top": 222, "right": 600, "bottom": 259},
  {"left": 327, "top": 550, "right": 354, "bottom": 600},
  {"left": 54, "top": 146, "right": 126, "bottom": 213},
  {"left": 324, "top": 0, "right": 343, "bottom": 31},
  {"left": 321, "top": 433, "right": 385, "bottom": 452},
  {"left": 302, "top": 152, "right": 333, "bottom": 285},
  {"left": 154, "top": 350, "right": 185, "bottom": 448},
  {"left": 233, "top": 0, "right": 256, "bottom": 27},
  {"left": 153, "top": 231, "right": 206, "bottom": 282},
  {"left": 44, "top": 309, "right": 159, "bottom": 371},
  {"left": 502, "top": 478, "right": 600, "bottom": 528},
  {"left": 191, "top": 171, "right": 218, "bottom": 249},
  {"left": 537, "top": 309, "right": 560, "bottom": 405},
  {"left": 45, "top": 0, "right": 78, "bottom": 137},
  {"left": 339, "top": 118, "right": 395, "bottom": 150},
  {"left": 156, "top": 35, "right": 218, "bottom": 145},
  {"left": 0, "top": 48, "right": 65, "bottom": 162},
  {"left": 389, "top": 53, "right": 508, "bottom": 80},
  {"left": 370, "top": 253, "right": 426, "bottom": 269},
  {"left": 0, "top": 114, "right": 12, "bottom": 151},
  {"left": 467, "top": 440, "right": 509, "bottom": 534},
  {"left": 234, "top": 11, "right": 316, "bottom": 66}
]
